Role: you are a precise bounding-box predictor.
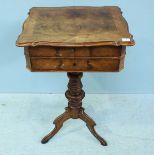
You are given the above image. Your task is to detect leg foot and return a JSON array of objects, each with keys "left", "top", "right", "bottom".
[
  {"left": 41, "top": 109, "right": 70, "bottom": 144},
  {"left": 79, "top": 108, "right": 107, "bottom": 146}
]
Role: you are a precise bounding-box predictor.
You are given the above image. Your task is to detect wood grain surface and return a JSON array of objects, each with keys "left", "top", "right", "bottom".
[
  {"left": 16, "top": 6, "right": 135, "bottom": 47},
  {"left": 24, "top": 46, "right": 126, "bottom": 72}
]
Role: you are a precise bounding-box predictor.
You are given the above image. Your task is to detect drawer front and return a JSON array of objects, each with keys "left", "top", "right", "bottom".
[
  {"left": 87, "top": 59, "right": 120, "bottom": 71},
  {"left": 28, "top": 46, "right": 57, "bottom": 57},
  {"left": 28, "top": 57, "right": 124, "bottom": 72},
  {"left": 26, "top": 46, "right": 124, "bottom": 57},
  {"left": 31, "top": 58, "right": 60, "bottom": 70},
  {"left": 25, "top": 46, "right": 125, "bottom": 72},
  {"left": 28, "top": 46, "right": 75, "bottom": 57},
  {"left": 90, "top": 46, "right": 122, "bottom": 57},
  {"left": 30, "top": 58, "right": 88, "bottom": 71}
]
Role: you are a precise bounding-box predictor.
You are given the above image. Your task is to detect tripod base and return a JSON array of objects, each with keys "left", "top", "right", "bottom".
[
  {"left": 41, "top": 72, "right": 107, "bottom": 146},
  {"left": 41, "top": 107, "right": 107, "bottom": 146}
]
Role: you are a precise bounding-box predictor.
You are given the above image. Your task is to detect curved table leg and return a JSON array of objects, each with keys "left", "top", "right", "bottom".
[
  {"left": 41, "top": 73, "right": 107, "bottom": 146},
  {"left": 79, "top": 109, "right": 107, "bottom": 146},
  {"left": 41, "top": 109, "right": 70, "bottom": 144}
]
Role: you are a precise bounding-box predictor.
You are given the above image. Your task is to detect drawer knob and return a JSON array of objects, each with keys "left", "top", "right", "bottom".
[{"left": 73, "top": 63, "right": 77, "bottom": 67}]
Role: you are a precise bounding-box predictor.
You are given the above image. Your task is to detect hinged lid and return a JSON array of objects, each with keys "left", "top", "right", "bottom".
[{"left": 16, "top": 6, "right": 135, "bottom": 47}]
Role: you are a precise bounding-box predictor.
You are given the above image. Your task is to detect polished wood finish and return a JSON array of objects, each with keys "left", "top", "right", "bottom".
[
  {"left": 16, "top": 6, "right": 135, "bottom": 146},
  {"left": 41, "top": 72, "right": 107, "bottom": 146},
  {"left": 24, "top": 46, "right": 126, "bottom": 72}
]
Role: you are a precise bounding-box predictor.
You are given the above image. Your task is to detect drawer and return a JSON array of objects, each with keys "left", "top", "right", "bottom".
[
  {"left": 87, "top": 59, "right": 120, "bottom": 71},
  {"left": 90, "top": 46, "right": 123, "bottom": 57},
  {"left": 27, "top": 57, "right": 124, "bottom": 72},
  {"left": 30, "top": 58, "right": 88, "bottom": 71},
  {"left": 27, "top": 46, "right": 75, "bottom": 57},
  {"left": 27, "top": 46, "right": 57, "bottom": 57},
  {"left": 31, "top": 58, "right": 60, "bottom": 70},
  {"left": 25, "top": 46, "right": 125, "bottom": 58}
]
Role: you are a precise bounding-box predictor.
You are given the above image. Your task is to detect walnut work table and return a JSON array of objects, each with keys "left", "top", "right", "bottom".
[{"left": 16, "top": 6, "right": 135, "bottom": 146}]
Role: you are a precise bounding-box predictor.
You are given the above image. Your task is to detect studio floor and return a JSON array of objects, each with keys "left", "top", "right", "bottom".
[{"left": 0, "top": 94, "right": 153, "bottom": 155}]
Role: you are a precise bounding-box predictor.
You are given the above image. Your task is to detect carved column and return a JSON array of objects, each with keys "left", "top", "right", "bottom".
[{"left": 65, "top": 72, "right": 85, "bottom": 118}]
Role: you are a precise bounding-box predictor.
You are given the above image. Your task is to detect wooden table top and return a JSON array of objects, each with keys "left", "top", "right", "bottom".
[{"left": 16, "top": 6, "right": 134, "bottom": 47}]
